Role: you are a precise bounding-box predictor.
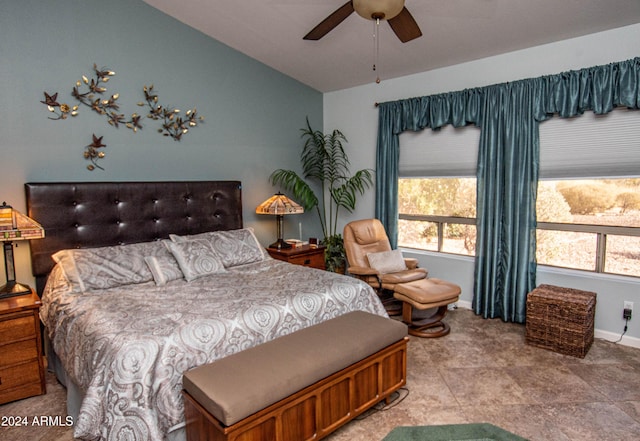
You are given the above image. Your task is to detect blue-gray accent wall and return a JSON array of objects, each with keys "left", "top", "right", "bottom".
[{"left": 0, "top": 0, "right": 323, "bottom": 263}]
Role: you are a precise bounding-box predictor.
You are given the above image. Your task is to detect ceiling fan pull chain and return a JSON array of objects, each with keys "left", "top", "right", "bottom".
[{"left": 373, "top": 17, "right": 381, "bottom": 84}]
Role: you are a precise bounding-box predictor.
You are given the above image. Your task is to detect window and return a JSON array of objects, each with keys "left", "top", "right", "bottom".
[
  {"left": 398, "top": 178, "right": 476, "bottom": 257},
  {"left": 535, "top": 109, "right": 640, "bottom": 277},
  {"left": 397, "top": 122, "right": 479, "bottom": 257},
  {"left": 536, "top": 179, "right": 640, "bottom": 277},
  {"left": 397, "top": 109, "right": 640, "bottom": 278},
  {"left": 399, "top": 178, "right": 640, "bottom": 277}
]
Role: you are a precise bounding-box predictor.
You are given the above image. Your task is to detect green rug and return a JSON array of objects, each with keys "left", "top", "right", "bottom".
[{"left": 383, "top": 423, "right": 528, "bottom": 441}]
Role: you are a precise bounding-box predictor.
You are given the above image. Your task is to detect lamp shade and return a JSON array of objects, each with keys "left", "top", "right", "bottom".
[
  {"left": 353, "top": 0, "right": 404, "bottom": 20},
  {"left": 256, "top": 193, "right": 304, "bottom": 215},
  {"left": 0, "top": 203, "right": 45, "bottom": 298},
  {"left": 0, "top": 208, "right": 45, "bottom": 242}
]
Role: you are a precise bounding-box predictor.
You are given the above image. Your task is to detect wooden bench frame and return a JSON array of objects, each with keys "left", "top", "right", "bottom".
[{"left": 183, "top": 337, "right": 408, "bottom": 441}]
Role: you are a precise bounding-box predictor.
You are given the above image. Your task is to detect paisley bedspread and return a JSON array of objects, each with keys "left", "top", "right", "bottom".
[{"left": 40, "top": 258, "right": 386, "bottom": 441}]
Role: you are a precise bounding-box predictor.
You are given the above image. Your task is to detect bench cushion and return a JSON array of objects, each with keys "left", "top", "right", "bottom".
[{"left": 182, "top": 311, "right": 407, "bottom": 426}]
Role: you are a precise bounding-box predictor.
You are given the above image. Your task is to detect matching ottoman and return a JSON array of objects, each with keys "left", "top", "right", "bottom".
[
  {"left": 526, "top": 284, "right": 597, "bottom": 358},
  {"left": 393, "top": 278, "right": 461, "bottom": 338}
]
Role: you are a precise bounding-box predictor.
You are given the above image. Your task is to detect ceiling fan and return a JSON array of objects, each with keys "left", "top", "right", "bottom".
[{"left": 304, "top": 0, "right": 422, "bottom": 43}]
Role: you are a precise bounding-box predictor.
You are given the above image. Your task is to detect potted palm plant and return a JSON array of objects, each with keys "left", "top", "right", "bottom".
[{"left": 270, "top": 118, "right": 374, "bottom": 272}]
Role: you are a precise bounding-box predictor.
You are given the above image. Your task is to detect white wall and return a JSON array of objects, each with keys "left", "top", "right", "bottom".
[{"left": 324, "top": 23, "right": 640, "bottom": 346}]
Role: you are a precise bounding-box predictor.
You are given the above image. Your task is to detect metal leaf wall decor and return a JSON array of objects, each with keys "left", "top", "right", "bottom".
[{"left": 41, "top": 63, "right": 205, "bottom": 170}]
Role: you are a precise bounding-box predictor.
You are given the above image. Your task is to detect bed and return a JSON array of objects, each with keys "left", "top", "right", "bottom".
[{"left": 25, "top": 181, "right": 387, "bottom": 441}]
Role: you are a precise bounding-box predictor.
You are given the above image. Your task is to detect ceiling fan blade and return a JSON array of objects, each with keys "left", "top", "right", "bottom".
[
  {"left": 303, "top": 1, "right": 354, "bottom": 40},
  {"left": 388, "top": 7, "right": 422, "bottom": 43}
]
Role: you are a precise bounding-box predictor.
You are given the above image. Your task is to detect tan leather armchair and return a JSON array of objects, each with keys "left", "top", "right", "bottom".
[
  {"left": 344, "top": 218, "right": 461, "bottom": 337},
  {"left": 343, "top": 218, "right": 427, "bottom": 293}
]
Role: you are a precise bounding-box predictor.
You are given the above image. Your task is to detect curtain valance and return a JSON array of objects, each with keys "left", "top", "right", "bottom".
[
  {"left": 537, "top": 58, "right": 640, "bottom": 118},
  {"left": 381, "top": 58, "right": 640, "bottom": 136}
]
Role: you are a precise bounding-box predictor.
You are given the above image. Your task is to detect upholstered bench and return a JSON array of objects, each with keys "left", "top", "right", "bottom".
[{"left": 182, "top": 311, "right": 409, "bottom": 441}]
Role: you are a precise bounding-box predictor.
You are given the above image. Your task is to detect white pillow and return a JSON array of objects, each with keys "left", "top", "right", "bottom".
[
  {"left": 367, "top": 250, "right": 407, "bottom": 274},
  {"left": 165, "top": 239, "right": 226, "bottom": 282}
]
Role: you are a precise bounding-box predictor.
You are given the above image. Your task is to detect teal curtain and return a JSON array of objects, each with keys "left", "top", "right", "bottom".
[
  {"left": 375, "top": 57, "right": 640, "bottom": 323},
  {"left": 474, "top": 82, "right": 539, "bottom": 322},
  {"left": 375, "top": 103, "right": 400, "bottom": 243}
]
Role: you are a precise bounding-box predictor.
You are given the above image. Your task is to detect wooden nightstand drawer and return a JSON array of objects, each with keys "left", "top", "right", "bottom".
[
  {"left": 267, "top": 245, "right": 326, "bottom": 271},
  {"left": 0, "top": 360, "right": 41, "bottom": 393},
  {"left": 0, "top": 291, "right": 46, "bottom": 404},
  {"left": 0, "top": 313, "right": 36, "bottom": 342},
  {"left": 0, "top": 338, "right": 39, "bottom": 368},
  {"left": 288, "top": 252, "right": 325, "bottom": 269},
  {"left": 0, "top": 378, "right": 44, "bottom": 405}
]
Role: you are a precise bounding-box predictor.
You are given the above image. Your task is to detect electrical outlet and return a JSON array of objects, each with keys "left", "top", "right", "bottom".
[{"left": 623, "top": 301, "right": 633, "bottom": 320}]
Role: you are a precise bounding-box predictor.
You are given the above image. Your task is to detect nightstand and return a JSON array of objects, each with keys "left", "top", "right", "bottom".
[
  {"left": 267, "top": 245, "right": 326, "bottom": 270},
  {"left": 0, "top": 290, "right": 46, "bottom": 404}
]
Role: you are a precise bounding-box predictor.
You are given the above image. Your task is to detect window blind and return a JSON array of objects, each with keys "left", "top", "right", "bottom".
[
  {"left": 398, "top": 125, "right": 480, "bottom": 177},
  {"left": 539, "top": 108, "right": 640, "bottom": 179},
  {"left": 398, "top": 108, "right": 640, "bottom": 179}
]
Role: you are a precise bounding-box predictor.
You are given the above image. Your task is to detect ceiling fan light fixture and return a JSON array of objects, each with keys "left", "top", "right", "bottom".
[{"left": 353, "top": 0, "right": 405, "bottom": 21}]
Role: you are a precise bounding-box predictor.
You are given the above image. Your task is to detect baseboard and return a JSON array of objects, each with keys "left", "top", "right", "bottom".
[
  {"left": 595, "top": 329, "right": 640, "bottom": 349},
  {"left": 451, "top": 300, "right": 472, "bottom": 310},
  {"left": 450, "top": 301, "right": 640, "bottom": 349}
]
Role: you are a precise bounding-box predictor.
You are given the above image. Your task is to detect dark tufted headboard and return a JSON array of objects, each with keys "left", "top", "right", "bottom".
[{"left": 25, "top": 181, "right": 243, "bottom": 294}]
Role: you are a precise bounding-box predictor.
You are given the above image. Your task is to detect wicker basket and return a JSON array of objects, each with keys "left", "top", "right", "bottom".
[{"left": 525, "top": 284, "right": 596, "bottom": 358}]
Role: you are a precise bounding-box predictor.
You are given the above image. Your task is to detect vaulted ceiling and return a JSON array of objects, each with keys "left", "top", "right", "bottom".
[{"left": 143, "top": 0, "right": 640, "bottom": 92}]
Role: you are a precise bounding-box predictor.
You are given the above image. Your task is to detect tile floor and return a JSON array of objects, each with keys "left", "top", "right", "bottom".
[
  {"left": 328, "top": 308, "right": 640, "bottom": 441},
  {"left": 2, "top": 308, "right": 640, "bottom": 441}
]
